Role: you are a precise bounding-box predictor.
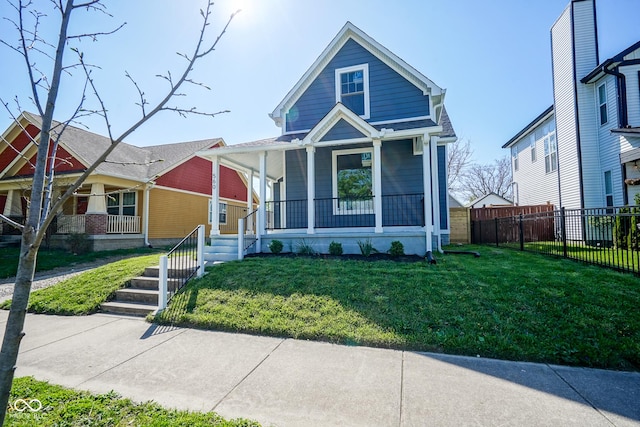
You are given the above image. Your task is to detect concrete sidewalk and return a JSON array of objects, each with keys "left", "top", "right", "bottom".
[{"left": 1, "top": 311, "right": 638, "bottom": 426}]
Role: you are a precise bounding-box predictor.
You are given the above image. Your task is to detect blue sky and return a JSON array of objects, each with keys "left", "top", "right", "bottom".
[{"left": 1, "top": 0, "right": 639, "bottom": 164}]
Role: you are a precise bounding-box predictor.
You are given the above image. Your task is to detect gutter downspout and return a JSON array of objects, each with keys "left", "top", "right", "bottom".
[
  {"left": 602, "top": 66, "right": 628, "bottom": 128},
  {"left": 143, "top": 182, "right": 155, "bottom": 247}
]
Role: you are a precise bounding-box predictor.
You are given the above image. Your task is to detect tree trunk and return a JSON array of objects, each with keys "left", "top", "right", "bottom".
[{"left": 0, "top": 229, "right": 38, "bottom": 423}]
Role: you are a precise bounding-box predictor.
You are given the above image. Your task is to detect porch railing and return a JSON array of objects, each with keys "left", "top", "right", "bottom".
[
  {"left": 220, "top": 205, "right": 251, "bottom": 234},
  {"left": 107, "top": 215, "right": 140, "bottom": 234},
  {"left": 264, "top": 194, "right": 425, "bottom": 230},
  {"left": 56, "top": 215, "right": 86, "bottom": 234},
  {"left": 238, "top": 208, "right": 258, "bottom": 259},
  {"left": 158, "top": 224, "right": 205, "bottom": 311}
]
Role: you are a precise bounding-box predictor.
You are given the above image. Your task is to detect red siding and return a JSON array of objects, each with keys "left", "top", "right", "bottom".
[
  {"left": 0, "top": 124, "right": 39, "bottom": 172},
  {"left": 155, "top": 156, "right": 248, "bottom": 202},
  {"left": 15, "top": 145, "right": 83, "bottom": 176}
]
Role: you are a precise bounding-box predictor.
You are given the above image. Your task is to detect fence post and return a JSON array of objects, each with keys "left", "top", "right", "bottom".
[
  {"left": 158, "top": 255, "right": 168, "bottom": 310},
  {"left": 494, "top": 217, "right": 499, "bottom": 247},
  {"left": 519, "top": 214, "right": 524, "bottom": 251},
  {"left": 238, "top": 218, "right": 245, "bottom": 260},
  {"left": 560, "top": 207, "right": 567, "bottom": 258},
  {"left": 197, "top": 224, "right": 205, "bottom": 277}
]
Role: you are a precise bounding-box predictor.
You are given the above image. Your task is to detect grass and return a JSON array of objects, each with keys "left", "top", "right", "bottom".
[
  {"left": 153, "top": 245, "right": 640, "bottom": 370},
  {"left": 0, "top": 246, "right": 161, "bottom": 279},
  {"left": 6, "top": 376, "right": 259, "bottom": 426},
  {"left": 0, "top": 254, "right": 160, "bottom": 315}
]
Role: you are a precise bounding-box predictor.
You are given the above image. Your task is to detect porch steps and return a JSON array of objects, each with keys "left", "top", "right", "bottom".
[{"left": 204, "top": 236, "right": 240, "bottom": 262}]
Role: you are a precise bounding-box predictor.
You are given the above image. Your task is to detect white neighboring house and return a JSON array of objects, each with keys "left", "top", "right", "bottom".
[
  {"left": 504, "top": 0, "right": 640, "bottom": 210},
  {"left": 467, "top": 193, "right": 512, "bottom": 209}
]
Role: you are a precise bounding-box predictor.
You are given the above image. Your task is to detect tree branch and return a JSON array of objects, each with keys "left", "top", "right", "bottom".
[{"left": 0, "top": 214, "right": 25, "bottom": 231}]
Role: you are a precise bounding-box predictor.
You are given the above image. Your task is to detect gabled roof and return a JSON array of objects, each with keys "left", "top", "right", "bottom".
[
  {"left": 304, "top": 103, "right": 379, "bottom": 144},
  {"left": 502, "top": 106, "right": 554, "bottom": 149},
  {"left": 581, "top": 40, "right": 640, "bottom": 83},
  {"left": 270, "top": 22, "right": 445, "bottom": 127},
  {"left": 467, "top": 192, "right": 513, "bottom": 208},
  {"left": 2, "top": 112, "right": 223, "bottom": 182}
]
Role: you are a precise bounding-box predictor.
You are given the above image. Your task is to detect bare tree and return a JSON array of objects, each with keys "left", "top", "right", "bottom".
[
  {"left": 447, "top": 138, "right": 472, "bottom": 195},
  {"left": 459, "top": 156, "right": 513, "bottom": 203},
  {"left": 0, "top": 1, "right": 238, "bottom": 421}
]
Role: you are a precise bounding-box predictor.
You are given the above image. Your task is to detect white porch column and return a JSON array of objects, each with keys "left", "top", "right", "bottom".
[
  {"left": 3, "top": 189, "right": 22, "bottom": 216},
  {"left": 246, "top": 169, "right": 254, "bottom": 233},
  {"left": 211, "top": 156, "right": 220, "bottom": 236},
  {"left": 373, "top": 139, "right": 383, "bottom": 233},
  {"left": 86, "top": 183, "right": 107, "bottom": 213},
  {"left": 430, "top": 136, "right": 441, "bottom": 251},
  {"left": 258, "top": 151, "right": 267, "bottom": 251},
  {"left": 306, "top": 145, "right": 315, "bottom": 234},
  {"left": 422, "top": 135, "right": 433, "bottom": 253}
]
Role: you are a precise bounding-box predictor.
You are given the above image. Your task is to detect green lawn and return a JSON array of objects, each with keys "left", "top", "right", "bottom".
[
  {"left": 152, "top": 246, "right": 640, "bottom": 370},
  {"left": 6, "top": 377, "right": 259, "bottom": 426},
  {"left": 0, "top": 255, "right": 160, "bottom": 315},
  {"left": 0, "top": 246, "right": 161, "bottom": 279}
]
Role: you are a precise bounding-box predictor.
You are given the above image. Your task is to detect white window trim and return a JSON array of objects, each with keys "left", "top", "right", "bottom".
[
  {"left": 530, "top": 134, "right": 537, "bottom": 162},
  {"left": 604, "top": 170, "right": 613, "bottom": 207},
  {"left": 597, "top": 82, "right": 608, "bottom": 126},
  {"left": 335, "top": 64, "right": 370, "bottom": 119},
  {"left": 106, "top": 191, "right": 137, "bottom": 216},
  {"left": 208, "top": 200, "right": 228, "bottom": 225},
  {"left": 544, "top": 133, "right": 557, "bottom": 174},
  {"left": 512, "top": 147, "right": 519, "bottom": 172},
  {"left": 331, "top": 147, "right": 374, "bottom": 215}
]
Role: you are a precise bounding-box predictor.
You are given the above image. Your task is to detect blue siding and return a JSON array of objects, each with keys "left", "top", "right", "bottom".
[
  {"left": 320, "top": 118, "right": 366, "bottom": 142},
  {"left": 438, "top": 145, "right": 448, "bottom": 230},
  {"left": 381, "top": 139, "right": 424, "bottom": 226},
  {"left": 285, "top": 149, "right": 308, "bottom": 228},
  {"left": 286, "top": 39, "right": 430, "bottom": 132}
]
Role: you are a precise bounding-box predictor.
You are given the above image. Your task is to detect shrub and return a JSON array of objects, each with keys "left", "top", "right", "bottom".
[
  {"left": 389, "top": 241, "right": 404, "bottom": 257},
  {"left": 268, "top": 240, "right": 283, "bottom": 254},
  {"left": 67, "top": 233, "right": 92, "bottom": 255},
  {"left": 296, "top": 239, "right": 316, "bottom": 255},
  {"left": 357, "top": 239, "right": 376, "bottom": 257},
  {"left": 328, "top": 241, "right": 343, "bottom": 256}
]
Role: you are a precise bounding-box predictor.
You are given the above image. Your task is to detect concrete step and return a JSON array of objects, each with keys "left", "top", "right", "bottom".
[
  {"left": 207, "top": 244, "right": 237, "bottom": 254},
  {"left": 144, "top": 265, "right": 198, "bottom": 279},
  {"left": 100, "top": 301, "right": 156, "bottom": 317},
  {"left": 115, "top": 288, "right": 159, "bottom": 305},
  {"left": 204, "top": 252, "right": 238, "bottom": 262}
]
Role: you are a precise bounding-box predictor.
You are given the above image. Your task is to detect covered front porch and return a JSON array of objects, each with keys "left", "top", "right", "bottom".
[{"left": 198, "top": 106, "right": 449, "bottom": 259}]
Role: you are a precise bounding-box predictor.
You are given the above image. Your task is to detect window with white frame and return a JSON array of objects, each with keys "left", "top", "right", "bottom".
[
  {"left": 335, "top": 64, "right": 369, "bottom": 118},
  {"left": 512, "top": 147, "right": 519, "bottom": 172},
  {"left": 604, "top": 170, "right": 613, "bottom": 207},
  {"left": 106, "top": 192, "right": 136, "bottom": 216},
  {"left": 530, "top": 134, "right": 537, "bottom": 162},
  {"left": 598, "top": 82, "right": 608, "bottom": 125},
  {"left": 208, "top": 200, "right": 228, "bottom": 224},
  {"left": 544, "top": 133, "right": 557, "bottom": 174},
  {"left": 332, "top": 147, "right": 373, "bottom": 214}
]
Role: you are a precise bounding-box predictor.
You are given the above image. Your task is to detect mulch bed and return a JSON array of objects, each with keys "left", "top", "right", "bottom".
[{"left": 245, "top": 252, "right": 426, "bottom": 263}]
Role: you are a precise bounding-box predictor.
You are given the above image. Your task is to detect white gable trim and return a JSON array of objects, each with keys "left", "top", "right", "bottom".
[
  {"left": 304, "top": 103, "right": 379, "bottom": 145},
  {"left": 270, "top": 22, "right": 444, "bottom": 127}
]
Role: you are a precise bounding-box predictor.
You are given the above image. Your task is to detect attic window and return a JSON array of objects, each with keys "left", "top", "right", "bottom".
[{"left": 335, "top": 64, "right": 370, "bottom": 119}]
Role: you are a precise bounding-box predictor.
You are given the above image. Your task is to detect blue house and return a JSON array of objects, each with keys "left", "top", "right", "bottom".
[{"left": 199, "top": 22, "right": 456, "bottom": 258}]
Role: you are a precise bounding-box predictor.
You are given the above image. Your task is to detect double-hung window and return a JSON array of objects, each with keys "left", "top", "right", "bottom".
[
  {"left": 604, "top": 171, "right": 614, "bottom": 207},
  {"left": 544, "top": 133, "right": 557, "bottom": 174},
  {"left": 335, "top": 64, "right": 370, "bottom": 118},
  {"left": 208, "top": 200, "right": 227, "bottom": 224},
  {"left": 598, "top": 83, "right": 608, "bottom": 125},
  {"left": 332, "top": 148, "right": 373, "bottom": 214},
  {"left": 512, "top": 147, "right": 519, "bottom": 172},
  {"left": 530, "top": 134, "right": 537, "bottom": 162},
  {"left": 107, "top": 192, "right": 136, "bottom": 216}
]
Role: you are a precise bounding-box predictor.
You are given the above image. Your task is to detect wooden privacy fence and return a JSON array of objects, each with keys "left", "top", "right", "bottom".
[
  {"left": 449, "top": 207, "right": 470, "bottom": 244},
  {"left": 471, "top": 204, "right": 555, "bottom": 244}
]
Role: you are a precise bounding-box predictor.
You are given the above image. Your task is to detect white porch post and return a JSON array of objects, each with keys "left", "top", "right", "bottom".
[
  {"left": 422, "top": 135, "right": 433, "bottom": 253},
  {"left": 306, "top": 145, "right": 315, "bottom": 234},
  {"left": 258, "top": 151, "right": 267, "bottom": 252},
  {"left": 3, "top": 190, "right": 22, "bottom": 216},
  {"left": 86, "top": 183, "right": 107, "bottom": 213},
  {"left": 430, "top": 136, "right": 441, "bottom": 251},
  {"left": 246, "top": 169, "right": 254, "bottom": 233},
  {"left": 211, "top": 156, "right": 220, "bottom": 236},
  {"left": 373, "top": 139, "right": 383, "bottom": 233}
]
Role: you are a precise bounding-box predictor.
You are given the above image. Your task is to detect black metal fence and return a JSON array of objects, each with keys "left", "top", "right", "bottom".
[
  {"left": 473, "top": 206, "right": 640, "bottom": 275},
  {"left": 165, "top": 225, "right": 201, "bottom": 304},
  {"left": 264, "top": 194, "right": 424, "bottom": 230}
]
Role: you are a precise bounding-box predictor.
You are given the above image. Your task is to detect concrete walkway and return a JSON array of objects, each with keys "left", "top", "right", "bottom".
[{"left": 1, "top": 310, "right": 638, "bottom": 426}]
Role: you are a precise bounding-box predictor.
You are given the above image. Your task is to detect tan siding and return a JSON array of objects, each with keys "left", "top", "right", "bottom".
[
  {"left": 449, "top": 207, "right": 470, "bottom": 244},
  {"left": 148, "top": 188, "right": 211, "bottom": 239}
]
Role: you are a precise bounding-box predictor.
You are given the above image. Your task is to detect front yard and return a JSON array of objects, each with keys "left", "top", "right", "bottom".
[{"left": 153, "top": 246, "right": 639, "bottom": 370}]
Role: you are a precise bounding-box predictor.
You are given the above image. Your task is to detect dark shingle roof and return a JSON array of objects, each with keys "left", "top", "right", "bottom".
[{"left": 439, "top": 106, "right": 456, "bottom": 139}]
